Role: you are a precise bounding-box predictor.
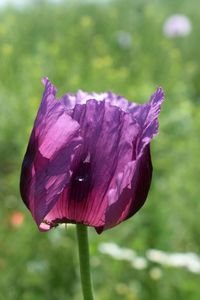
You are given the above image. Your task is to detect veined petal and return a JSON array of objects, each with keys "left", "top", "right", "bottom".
[
  {"left": 42, "top": 99, "right": 140, "bottom": 229},
  {"left": 129, "top": 88, "right": 164, "bottom": 155},
  {"left": 20, "top": 78, "right": 82, "bottom": 226},
  {"left": 99, "top": 145, "right": 152, "bottom": 233},
  {"left": 96, "top": 89, "right": 164, "bottom": 233},
  {"left": 61, "top": 90, "right": 134, "bottom": 112}
]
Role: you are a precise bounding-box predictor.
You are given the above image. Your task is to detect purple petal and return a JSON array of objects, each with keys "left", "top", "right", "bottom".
[
  {"left": 41, "top": 99, "right": 140, "bottom": 229},
  {"left": 99, "top": 145, "right": 152, "bottom": 233},
  {"left": 61, "top": 90, "right": 132, "bottom": 112},
  {"left": 20, "top": 78, "right": 82, "bottom": 227},
  {"left": 129, "top": 88, "right": 164, "bottom": 154},
  {"left": 97, "top": 88, "right": 164, "bottom": 233}
]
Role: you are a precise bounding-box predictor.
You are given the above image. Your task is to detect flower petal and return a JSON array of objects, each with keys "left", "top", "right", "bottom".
[
  {"left": 61, "top": 90, "right": 134, "bottom": 112},
  {"left": 20, "top": 78, "right": 82, "bottom": 227},
  {"left": 97, "top": 88, "right": 164, "bottom": 233},
  {"left": 42, "top": 99, "right": 140, "bottom": 229},
  {"left": 129, "top": 87, "right": 164, "bottom": 154},
  {"left": 99, "top": 145, "right": 152, "bottom": 233}
]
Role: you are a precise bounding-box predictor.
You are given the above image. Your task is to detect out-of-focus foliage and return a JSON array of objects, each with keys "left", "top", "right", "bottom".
[{"left": 0, "top": 0, "right": 200, "bottom": 299}]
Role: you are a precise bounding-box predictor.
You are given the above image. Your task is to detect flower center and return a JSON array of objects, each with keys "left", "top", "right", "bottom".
[{"left": 69, "top": 161, "right": 92, "bottom": 202}]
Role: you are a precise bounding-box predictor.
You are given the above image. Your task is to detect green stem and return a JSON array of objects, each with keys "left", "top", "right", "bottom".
[{"left": 76, "top": 224, "right": 94, "bottom": 300}]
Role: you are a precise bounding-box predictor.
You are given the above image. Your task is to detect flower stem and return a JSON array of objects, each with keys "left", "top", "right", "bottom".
[{"left": 76, "top": 224, "right": 94, "bottom": 300}]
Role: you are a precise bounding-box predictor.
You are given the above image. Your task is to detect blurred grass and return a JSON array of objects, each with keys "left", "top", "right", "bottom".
[{"left": 0, "top": 0, "right": 200, "bottom": 299}]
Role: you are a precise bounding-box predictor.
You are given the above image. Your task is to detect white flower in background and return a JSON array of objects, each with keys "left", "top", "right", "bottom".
[
  {"left": 115, "top": 31, "right": 132, "bottom": 48},
  {"left": 99, "top": 243, "right": 200, "bottom": 274},
  {"left": 0, "top": 0, "right": 64, "bottom": 8},
  {"left": 146, "top": 249, "right": 200, "bottom": 273},
  {"left": 149, "top": 267, "right": 163, "bottom": 280},
  {"left": 0, "top": 0, "right": 29, "bottom": 8},
  {"left": 163, "top": 14, "right": 192, "bottom": 37},
  {"left": 99, "top": 243, "right": 136, "bottom": 261},
  {"left": 131, "top": 257, "right": 148, "bottom": 270},
  {"left": 99, "top": 243, "right": 148, "bottom": 270}
]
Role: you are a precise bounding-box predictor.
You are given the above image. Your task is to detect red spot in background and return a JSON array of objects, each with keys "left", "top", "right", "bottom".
[{"left": 10, "top": 211, "right": 24, "bottom": 228}]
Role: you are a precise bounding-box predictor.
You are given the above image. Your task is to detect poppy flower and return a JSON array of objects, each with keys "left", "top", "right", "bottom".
[{"left": 20, "top": 78, "right": 164, "bottom": 233}]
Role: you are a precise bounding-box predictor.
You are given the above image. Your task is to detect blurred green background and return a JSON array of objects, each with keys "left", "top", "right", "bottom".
[{"left": 0, "top": 0, "right": 200, "bottom": 299}]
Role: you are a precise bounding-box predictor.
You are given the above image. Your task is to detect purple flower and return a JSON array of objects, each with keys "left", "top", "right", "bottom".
[
  {"left": 163, "top": 14, "right": 192, "bottom": 38},
  {"left": 20, "top": 78, "right": 164, "bottom": 233}
]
